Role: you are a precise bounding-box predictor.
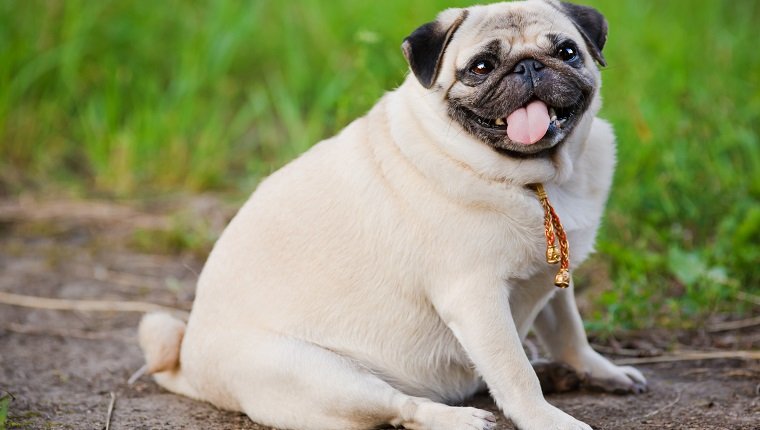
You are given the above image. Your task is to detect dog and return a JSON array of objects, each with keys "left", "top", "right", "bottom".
[{"left": 139, "top": 1, "right": 646, "bottom": 429}]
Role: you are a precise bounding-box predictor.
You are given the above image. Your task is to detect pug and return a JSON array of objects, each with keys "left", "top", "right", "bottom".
[{"left": 139, "top": 1, "right": 646, "bottom": 429}]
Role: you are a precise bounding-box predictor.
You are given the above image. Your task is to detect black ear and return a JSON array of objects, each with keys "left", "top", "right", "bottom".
[
  {"left": 561, "top": 2, "right": 608, "bottom": 67},
  {"left": 401, "top": 11, "right": 468, "bottom": 89}
]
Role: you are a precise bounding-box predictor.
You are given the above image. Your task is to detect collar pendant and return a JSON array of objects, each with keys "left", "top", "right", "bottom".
[{"left": 529, "top": 184, "right": 570, "bottom": 288}]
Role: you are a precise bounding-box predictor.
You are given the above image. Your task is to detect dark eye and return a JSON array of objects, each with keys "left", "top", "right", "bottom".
[
  {"left": 469, "top": 60, "right": 495, "bottom": 75},
  {"left": 557, "top": 43, "right": 579, "bottom": 62}
]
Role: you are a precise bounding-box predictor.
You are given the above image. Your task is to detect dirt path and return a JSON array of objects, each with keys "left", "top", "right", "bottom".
[{"left": 1, "top": 198, "right": 758, "bottom": 429}]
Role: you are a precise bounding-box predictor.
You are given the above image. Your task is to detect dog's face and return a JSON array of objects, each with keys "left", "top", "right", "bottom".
[{"left": 402, "top": 0, "right": 608, "bottom": 158}]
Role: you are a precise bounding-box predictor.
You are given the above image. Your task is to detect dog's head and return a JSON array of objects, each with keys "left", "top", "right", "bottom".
[{"left": 402, "top": 0, "right": 607, "bottom": 158}]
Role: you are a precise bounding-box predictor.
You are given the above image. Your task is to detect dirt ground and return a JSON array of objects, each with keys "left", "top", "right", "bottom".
[{"left": 1, "top": 197, "right": 758, "bottom": 430}]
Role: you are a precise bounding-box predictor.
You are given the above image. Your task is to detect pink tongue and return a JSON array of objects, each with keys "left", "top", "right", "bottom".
[{"left": 506, "top": 100, "right": 550, "bottom": 145}]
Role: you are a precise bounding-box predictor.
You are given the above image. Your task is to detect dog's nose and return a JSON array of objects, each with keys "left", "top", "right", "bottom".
[
  {"left": 512, "top": 59, "right": 545, "bottom": 75},
  {"left": 512, "top": 59, "right": 545, "bottom": 88}
]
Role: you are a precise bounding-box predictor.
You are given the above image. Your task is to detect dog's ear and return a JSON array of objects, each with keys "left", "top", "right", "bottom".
[
  {"left": 561, "top": 2, "right": 608, "bottom": 67},
  {"left": 401, "top": 10, "right": 468, "bottom": 88}
]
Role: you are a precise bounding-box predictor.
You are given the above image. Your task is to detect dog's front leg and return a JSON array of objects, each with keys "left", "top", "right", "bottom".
[
  {"left": 431, "top": 275, "right": 591, "bottom": 430},
  {"left": 533, "top": 281, "right": 647, "bottom": 394}
]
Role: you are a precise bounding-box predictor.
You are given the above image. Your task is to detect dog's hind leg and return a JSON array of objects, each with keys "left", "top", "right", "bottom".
[
  {"left": 533, "top": 283, "right": 647, "bottom": 394},
  {"left": 220, "top": 331, "right": 496, "bottom": 430}
]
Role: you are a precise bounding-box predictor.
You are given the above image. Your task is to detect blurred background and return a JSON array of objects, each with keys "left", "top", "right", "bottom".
[{"left": 0, "top": 0, "right": 758, "bottom": 333}]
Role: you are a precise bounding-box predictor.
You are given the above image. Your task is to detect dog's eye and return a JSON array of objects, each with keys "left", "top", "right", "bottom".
[
  {"left": 557, "top": 43, "right": 579, "bottom": 62},
  {"left": 469, "top": 60, "right": 494, "bottom": 76}
]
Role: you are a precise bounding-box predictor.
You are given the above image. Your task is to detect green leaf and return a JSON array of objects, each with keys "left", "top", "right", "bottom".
[
  {"left": 0, "top": 392, "right": 11, "bottom": 430},
  {"left": 667, "top": 247, "right": 707, "bottom": 287}
]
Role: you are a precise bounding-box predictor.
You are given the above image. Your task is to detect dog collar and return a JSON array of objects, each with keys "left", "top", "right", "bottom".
[{"left": 529, "top": 184, "right": 570, "bottom": 288}]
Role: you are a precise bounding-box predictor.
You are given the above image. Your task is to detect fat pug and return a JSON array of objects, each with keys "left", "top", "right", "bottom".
[{"left": 139, "top": 1, "right": 646, "bottom": 429}]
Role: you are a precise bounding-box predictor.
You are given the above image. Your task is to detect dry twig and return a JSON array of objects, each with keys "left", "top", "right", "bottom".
[
  {"left": 0, "top": 291, "right": 187, "bottom": 316},
  {"left": 128, "top": 365, "right": 149, "bottom": 386},
  {"left": 614, "top": 350, "right": 760, "bottom": 365},
  {"left": 707, "top": 315, "right": 760, "bottom": 332},
  {"left": 105, "top": 391, "right": 116, "bottom": 430},
  {"left": 737, "top": 291, "right": 760, "bottom": 307},
  {"left": 2, "top": 323, "right": 124, "bottom": 340}
]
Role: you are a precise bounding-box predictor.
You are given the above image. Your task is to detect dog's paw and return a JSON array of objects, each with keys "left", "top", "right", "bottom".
[
  {"left": 575, "top": 348, "right": 648, "bottom": 394},
  {"left": 415, "top": 403, "right": 496, "bottom": 430},
  {"left": 453, "top": 407, "right": 497, "bottom": 430},
  {"left": 512, "top": 403, "right": 591, "bottom": 430},
  {"left": 585, "top": 364, "right": 647, "bottom": 394}
]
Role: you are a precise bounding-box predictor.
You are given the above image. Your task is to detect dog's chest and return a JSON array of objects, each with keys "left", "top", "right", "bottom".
[
  {"left": 436, "top": 189, "right": 550, "bottom": 281},
  {"left": 437, "top": 185, "right": 597, "bottom": 282}
]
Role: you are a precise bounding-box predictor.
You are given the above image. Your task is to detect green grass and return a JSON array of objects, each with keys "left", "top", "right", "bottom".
[
  {"left": 1, "top": 0, "right": 758, "bottom": 331},
  {"left": 0, "top": 392, "right": 11, "bottom": 430}
]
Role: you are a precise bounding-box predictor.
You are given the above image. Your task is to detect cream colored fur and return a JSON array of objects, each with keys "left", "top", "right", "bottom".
[{"left": 139, "top": 1, "right": 645, "bottom": 429}]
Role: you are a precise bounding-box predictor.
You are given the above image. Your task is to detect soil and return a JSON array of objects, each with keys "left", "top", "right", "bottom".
[{"left": 1, "top": 197, "right": 758, "bottom": 430}]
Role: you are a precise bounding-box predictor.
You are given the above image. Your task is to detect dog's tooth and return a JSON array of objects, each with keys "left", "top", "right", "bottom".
[
  {"left": 549, "top": 107, "right": 557, "bottom": 117},
  {"left": 494, "top": 118, "right": 505, "bottom": 126},
  {"left": 550, "top": 115, "right": 557, "bottom": 122}
]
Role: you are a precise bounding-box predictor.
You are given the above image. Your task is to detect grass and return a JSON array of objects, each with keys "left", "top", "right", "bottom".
[
  {"left": 0, "top": 392, "right": 11, "bottom": 430},
  {"left": 1, "top": 0, "right": 758, "bottom": 332}
]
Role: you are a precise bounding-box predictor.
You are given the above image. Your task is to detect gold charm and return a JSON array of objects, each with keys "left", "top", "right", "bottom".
[
  {"left": 546, "top": 245, "right": 560, "bottom": 264},
  {"left": 529, "top": 183, "right": 571, "bottom": 289},
  {"left": 554, "top": 269, "right": 570, "bottom": 288}
]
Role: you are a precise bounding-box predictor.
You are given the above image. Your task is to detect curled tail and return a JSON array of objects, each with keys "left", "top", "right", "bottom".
[
  {"left": 139, "top": 312, "right": 186, "bottom": 373},
  {"left": 138, "top": 312, "right": 200, "bottom": 399}
]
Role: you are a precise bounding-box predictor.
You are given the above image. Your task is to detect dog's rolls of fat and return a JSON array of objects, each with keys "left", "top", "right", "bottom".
[{"left": 139, "top": 1, "right": 646, "bottom": 429}]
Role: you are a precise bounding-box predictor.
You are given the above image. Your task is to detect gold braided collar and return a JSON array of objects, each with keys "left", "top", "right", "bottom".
[{"left": 529, "top": 184, "right": 570, "bottom": 288}]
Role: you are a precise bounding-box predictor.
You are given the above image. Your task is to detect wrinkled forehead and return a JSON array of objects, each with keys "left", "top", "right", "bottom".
[{"left": 450, "top": 2, "right": 579, "bottom": 65}]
